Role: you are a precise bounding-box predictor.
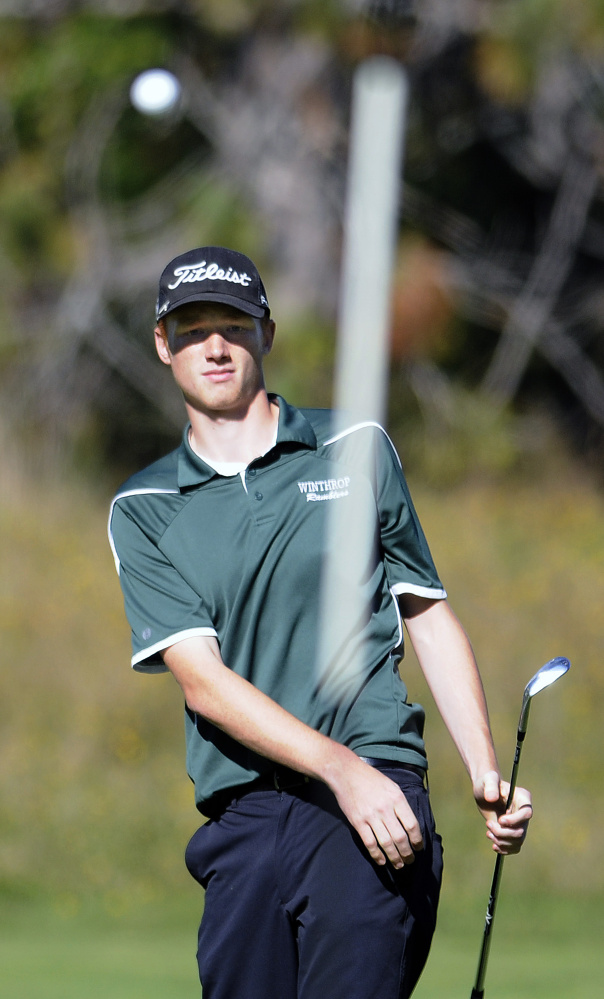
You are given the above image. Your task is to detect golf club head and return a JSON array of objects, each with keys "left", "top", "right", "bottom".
[{"left": 518, "top": 656, "right": 570, "bottom": 734}]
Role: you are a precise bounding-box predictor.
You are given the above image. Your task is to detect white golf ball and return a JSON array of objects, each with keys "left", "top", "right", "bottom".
[{"left": 130, "top": 69, "right": 181, "bottom": 116}]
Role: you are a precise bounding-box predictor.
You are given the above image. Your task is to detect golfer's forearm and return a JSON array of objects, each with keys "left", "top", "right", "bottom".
[
  {"left": 161, "top": 636, "right": 356, "bottom": 783},
  {"left": 404, "top": 600, "right": 499, "bottom": 782}
]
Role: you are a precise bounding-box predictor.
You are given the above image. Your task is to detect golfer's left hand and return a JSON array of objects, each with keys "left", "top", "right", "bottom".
[{"left": 474, "top": 771, "right": 533, "bottom": 855}]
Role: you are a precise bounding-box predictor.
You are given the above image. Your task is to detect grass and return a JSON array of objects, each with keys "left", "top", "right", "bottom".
[
  {"left": 0, "top": 896, "right": 202, "bottom": 999},
  {"left": 1, "top": 892, "right": 601, "bottom": 998},
  {"left": 415, "top": 892, "right": 603, "bottom": 999}
]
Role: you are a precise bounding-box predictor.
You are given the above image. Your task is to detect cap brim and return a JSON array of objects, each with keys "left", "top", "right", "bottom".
[{"left": 158, "top": 291, "right": 267, "bottom": 320}]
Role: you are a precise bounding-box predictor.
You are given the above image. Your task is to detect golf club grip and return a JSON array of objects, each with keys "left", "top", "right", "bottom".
[
  {"left": 505, "top": 733, "right": 523, "bottom": 809},
  {"left": 470, "top": 990, "right": 484, "bottom": 999}
]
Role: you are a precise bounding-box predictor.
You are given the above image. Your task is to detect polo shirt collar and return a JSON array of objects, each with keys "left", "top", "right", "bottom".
[
  {"left": 272, "top": 394, "right": 317, "bottom": 449},
  {"left": 177, "top": 394, "right": 317, "bottom": 489}
]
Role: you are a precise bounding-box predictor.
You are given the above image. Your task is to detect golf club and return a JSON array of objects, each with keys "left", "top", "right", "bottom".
[{"left": 470, "top": 656, "right": 571, "bottom": 999}]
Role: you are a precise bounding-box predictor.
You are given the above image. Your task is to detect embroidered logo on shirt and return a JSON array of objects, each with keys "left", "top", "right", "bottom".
[{"left": 297, "top": 477, "right": 350, "bottom": 502}]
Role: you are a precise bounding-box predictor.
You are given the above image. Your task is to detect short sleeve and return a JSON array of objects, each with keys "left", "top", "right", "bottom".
[
  {"left": 110, "top": 502, "right": 217, "bottom": 672},
  {"left": 375, "top": 432, "right": 447, "bottom": 601}
]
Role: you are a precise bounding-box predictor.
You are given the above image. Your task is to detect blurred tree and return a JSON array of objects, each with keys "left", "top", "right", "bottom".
[
  {"left": 1, "top": 0, "right": 604, "bottom": 481},
  {"left": 398, "top": 0, "right": 604, "bottom": 468}
]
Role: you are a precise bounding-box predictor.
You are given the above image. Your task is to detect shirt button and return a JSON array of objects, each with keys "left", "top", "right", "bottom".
[
  {"left": 255, "top": 491, "right": 263, "bottom": 501},
  {"left": 248, "top": 468, "right": 257, "bottom": 477}
]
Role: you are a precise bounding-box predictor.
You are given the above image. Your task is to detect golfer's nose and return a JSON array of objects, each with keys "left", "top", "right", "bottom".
[{"left": 205, "top": 332, "right": 230, "bottom": 359}]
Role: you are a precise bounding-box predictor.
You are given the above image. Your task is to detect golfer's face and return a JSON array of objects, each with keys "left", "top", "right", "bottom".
[{"left": 155, "top": 303, "right": 273, "bottom": 417}]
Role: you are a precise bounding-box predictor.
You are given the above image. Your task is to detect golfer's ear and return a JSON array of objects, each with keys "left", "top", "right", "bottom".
[
  {"left": 262, "top": 319, "right": 276, "bottom": 355},
  {"left": 155, "top": 323, "right": 172, "bottom": 365}
]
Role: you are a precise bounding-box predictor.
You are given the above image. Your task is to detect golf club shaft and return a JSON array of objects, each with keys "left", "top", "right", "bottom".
[{"left": 470, "top": 729, "right": 524, "bottom": 998}]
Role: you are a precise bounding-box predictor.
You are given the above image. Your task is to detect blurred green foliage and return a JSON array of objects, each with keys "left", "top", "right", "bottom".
[
  {"left": 0, "top": 16, "right": 172, "bottom": 274},
  {"left": 406, "top": 468, "right": 604, "bottom": 899}
]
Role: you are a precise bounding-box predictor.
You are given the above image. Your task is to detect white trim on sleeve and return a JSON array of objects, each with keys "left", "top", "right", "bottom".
[
  {"left": 322, "top": 421, "right": 403, "bottom": 468},
  {"left": 390, "top": 582, "right": 447, "bottom": 600},
  {"left": 107, "top": 488, "right": 180, "bottom": 572},
  {"left": 390, "top": 590, "right": 404, "bottom": 648},
  {"left": 131, "top": 627, "right": 218, "bottom": 668}
]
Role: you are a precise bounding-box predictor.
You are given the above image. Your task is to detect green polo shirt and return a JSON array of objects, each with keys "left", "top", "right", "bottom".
[{"left": 109, "top": 396, "right": 446, "bottom": 812}]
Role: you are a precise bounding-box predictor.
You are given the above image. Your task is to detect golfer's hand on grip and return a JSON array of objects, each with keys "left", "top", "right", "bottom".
[
  {"left": 474, "top": 770, "right": 533, "bottom": 855},
  {"left": 327, "top": 754, "right": 423, "bottom": 870}
]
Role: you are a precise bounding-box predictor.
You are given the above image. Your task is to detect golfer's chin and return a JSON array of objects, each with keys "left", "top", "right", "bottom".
[{"left": 187, "top": 379, "right": 253, "bottom": 418}]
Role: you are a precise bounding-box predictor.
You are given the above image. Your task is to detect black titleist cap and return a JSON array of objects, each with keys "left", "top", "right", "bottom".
[{"left": 156, "top": 246, "right": 270, "bottom": 321}]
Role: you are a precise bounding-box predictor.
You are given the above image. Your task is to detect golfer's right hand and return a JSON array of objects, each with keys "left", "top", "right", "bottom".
[
  {"left": 474, "top": 770, "right": 533, "bottom": 855},
  {"left": 326, "top": 754, "right": 423, "bottom": 869}
]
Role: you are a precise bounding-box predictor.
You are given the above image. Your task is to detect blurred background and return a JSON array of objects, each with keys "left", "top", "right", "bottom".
[{"left": 0, "top": 1, "right": 602, "bottom": 996}]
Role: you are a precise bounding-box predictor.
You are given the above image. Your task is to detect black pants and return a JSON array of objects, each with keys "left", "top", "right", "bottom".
[{"left": 185, "top": 766, "right": 443, "bottom": 999}]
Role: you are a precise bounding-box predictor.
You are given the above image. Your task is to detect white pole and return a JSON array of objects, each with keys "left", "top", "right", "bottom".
[
  {"left": 317, "top": 58, "right": 408, "bottom": 702},
  {"left": 334, "top": 56, "right": 407, "bottom": 430}
]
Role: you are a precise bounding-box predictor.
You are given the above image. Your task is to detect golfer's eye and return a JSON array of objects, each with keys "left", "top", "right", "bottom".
[
  {"left": 222, "top": 324, "right": 252, "bottom": 336},
  {"left": 171, "top": 325, "right": 205, "bottom": 338},
  {"left": 173, "top": 323, "right": 252, "bottom": 339}
]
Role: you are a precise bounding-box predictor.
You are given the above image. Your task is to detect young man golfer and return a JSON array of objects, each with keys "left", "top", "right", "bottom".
[{"left": 109, "top": 246, "right": 532, "bottom": 999}]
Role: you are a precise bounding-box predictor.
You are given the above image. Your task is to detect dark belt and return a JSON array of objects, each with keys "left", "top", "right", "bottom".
[
  {"left": 203, "top": 758, "right": 425, "bottom": 819},
  {"left": 202, "top": 765, "right": 310, "bottom": 819}
]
